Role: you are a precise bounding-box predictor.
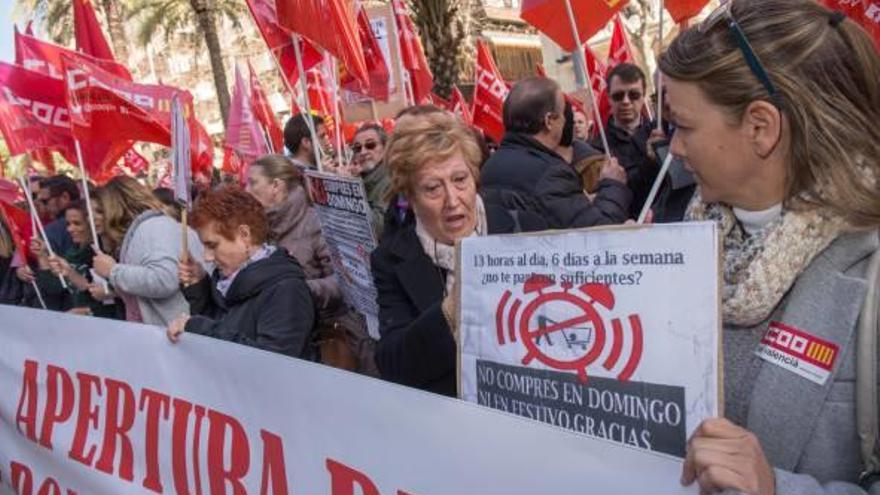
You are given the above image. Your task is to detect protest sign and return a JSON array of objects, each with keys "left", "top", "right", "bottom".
[
  {"left": 304, "top": 170, "right": 380, "bottom": 338},
  {"left": 459, "top": 222, "right": 721, "bottom": 459},
  {"left": 0, "top": 305, "right": 696, "bottom": 494}
]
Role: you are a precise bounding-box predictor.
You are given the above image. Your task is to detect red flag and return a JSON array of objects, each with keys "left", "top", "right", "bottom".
[
  {"left": 73, "top": 0, "right": 115, "bottom": 61},
  {"left": 583, "top": 45, "right": 611, "bottom": 126},
  {"left": 221, "top": 145, "right": 245, "bottom": 177},
  {"left": 15, "top": 30, "right": 131, "bottom": 81},
  {"left": 227, "top": 67, "right": 269, "bottom": 180},
  {"left": 0, "top": 200, "right": 32, "bottom": 261},
  {"left": 822, "top": 0, "right": 880, "bottom": 52},
  {"left": 29, "top": 149, "right": 56, "bottom": 174},
  {"left": 520, "top": 0, "right": 625, "bottom": 52},
  {"left": 391, "top": 0, "right": 434, "bottom": 103},
  {"left": 304, "top": 64, "right": 343, "bottom": 144},
  {"left": 608, "top": 16, "right": 634, "bottom": 68},
  {"left": 450, "top": 86, "right": 472, "bottom": 125},
  {"left": 23, "top": 21, "right": 33, "bottom": 36},
  {"left": 248, "top": 61, "right": 284, "bottom": 153},
  {"left": 471, "top": 40, "right": 507, "bottom": 143},
  {"left": 245, "top": 0, "right": 323, "bottom": 87},
  {"left": 664, "top": 0, "right": 711, "bottom": 24},
  {"left": 192, "top": 122, "right": 215, "bottom": 180},
  {"left": 275, "top": 0, "right": 369, "bottom": 88},
  {"left": 341, "top": 6, "right": 390, "bottom": 101},
  {"left": 63, "top": 55, "right": 195, "bottom": 148},
  {"left": 426, "top": 92, "right": 451, "bottom": 110}
]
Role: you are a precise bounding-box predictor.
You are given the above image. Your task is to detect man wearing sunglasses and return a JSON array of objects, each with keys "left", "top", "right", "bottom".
[
  {"left": 350, "top": 123, "right": 390, "bottom": 238},
  {"left": 592, "top": 63, "right": 665, "bottom": 218}
]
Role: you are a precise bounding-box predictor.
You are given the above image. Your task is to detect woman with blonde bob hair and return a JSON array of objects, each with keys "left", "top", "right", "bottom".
[
  {"left": 659, "top": 0, "right": 880, "bottom": 492},
  {"left": 93, "top": 176, "right": 204, "bottom": 326},
  {"left": 370, "top": 111, "right": 546, "bottom": 396}
]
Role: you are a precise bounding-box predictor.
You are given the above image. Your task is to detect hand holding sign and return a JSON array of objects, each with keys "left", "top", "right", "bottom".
[{"left": 681, "top": 418, "right": 775, "bottom": 495}]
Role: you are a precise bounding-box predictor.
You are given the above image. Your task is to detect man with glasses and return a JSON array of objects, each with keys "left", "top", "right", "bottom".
[
  {"left": 350, "top": 123, "right": 390, "bottom": 238},
  {"left": 36, "top": 175, "right": 78, "bottom": 255},
  {"left": 592, "top": 63, "right": 665, "bottom": 218}
]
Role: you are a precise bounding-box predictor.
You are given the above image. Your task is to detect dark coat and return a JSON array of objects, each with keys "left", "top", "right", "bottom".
[
  {"left": 591, "top": 118, "right": 658, "bottom": 218},
  {"left": 481, "top": 132, "right": 631, "bottom": 229},
  {"left": 370, "top": 201, "right": 545, "bottom": 397},
  {"left": 183, "top": 249, "right": 316, "bottom": 360}
]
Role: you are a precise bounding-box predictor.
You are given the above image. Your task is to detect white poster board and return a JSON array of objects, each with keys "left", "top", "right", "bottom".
[
  {"left": 459, "top": 222, "right": 721, "bottom": 459},
  {"left": 0, "top": 306, "right": 697, "bottom": 494},
  {"left": 304, "top": 170, "right": 380, "bottom": 338}
]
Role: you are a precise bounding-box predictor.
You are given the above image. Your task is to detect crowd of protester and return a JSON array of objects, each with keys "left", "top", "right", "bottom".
[{"left": 2, "top": 0, "right": 880, "bottom": 492}]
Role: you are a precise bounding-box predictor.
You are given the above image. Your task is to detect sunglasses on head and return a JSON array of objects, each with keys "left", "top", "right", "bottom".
[
  {"left": 700, "top": 1, "right": 779, "bottom": 104},
  {"left": 352, "top": 140, "right": 378, "bottom": 154},
  {"left": 610, "top": 90, "right": 643, "bottom": 102}
]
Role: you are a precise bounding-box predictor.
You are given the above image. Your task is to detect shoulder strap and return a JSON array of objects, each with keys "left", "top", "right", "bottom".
[{"left": 857, "top": 241, "right": 880, "bottom": 483}]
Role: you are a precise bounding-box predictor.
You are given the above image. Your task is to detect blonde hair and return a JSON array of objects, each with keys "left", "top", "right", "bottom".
[
  {"left": 659, "top": 0, "right": 880, "bottom": 227},
  {"left": 96, "top": 176, "right": 166, "bottom": 254},
  {"left": 384, "top": 111, "right": 482, "bottom": 201},
  {"left": 250, "top": 154, "right": 304, "bottom": 192}
]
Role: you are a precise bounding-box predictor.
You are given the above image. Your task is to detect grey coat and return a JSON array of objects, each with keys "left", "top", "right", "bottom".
[
  {"left": 109, "top": 210, "right": 205, "bottom": 327},
  {"left": 723, "top": 230, "right": 880, "bottom": 494}
]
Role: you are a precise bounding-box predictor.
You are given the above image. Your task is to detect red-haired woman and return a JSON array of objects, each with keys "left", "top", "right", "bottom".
[{"left": 169, "top": 187, "right": 316, "bottom": 360}]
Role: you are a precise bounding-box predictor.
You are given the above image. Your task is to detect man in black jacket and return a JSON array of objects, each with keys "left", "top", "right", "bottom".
[
  {"left": 481, "top": 77, "right": 631, "bottom": 229},
  {"left": 591, "top": 63, "right": 667, "bottom": 217}
]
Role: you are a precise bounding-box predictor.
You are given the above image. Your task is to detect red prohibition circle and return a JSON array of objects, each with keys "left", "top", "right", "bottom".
[{"left": 518, "top": 290, "right": 606, "bottom": 377}]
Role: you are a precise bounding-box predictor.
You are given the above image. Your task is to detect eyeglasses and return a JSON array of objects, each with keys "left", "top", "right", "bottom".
[
  {"left": 352, "top": 140, "right": 379, "bottom": 154},
  {"left": 610, "top": 90, "right": 643, "bottom": 102},
  {"left": 700, "top": 1, "right": 779, "bottom": 103}
]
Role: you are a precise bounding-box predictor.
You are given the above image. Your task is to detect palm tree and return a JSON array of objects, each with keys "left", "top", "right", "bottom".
[
  {"left": 128, "top": 0, "right": 246, "bottom": 125},
  {"left": 14, "top": 0, "right": 130, "bottom": 62},
  {"left": 407, "top": 0, "right": 469, "bottom": 98}
]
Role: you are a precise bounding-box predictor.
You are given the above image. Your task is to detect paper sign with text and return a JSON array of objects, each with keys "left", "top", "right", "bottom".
[
  {"left": 305, "top": 170, "right": 380, "bottom": 338},
  {"left": 459, "top": 222, "right": 721, "bottom": 458},
  {"left": 0, "top": 306, "right": 697, "bottom": 494}
]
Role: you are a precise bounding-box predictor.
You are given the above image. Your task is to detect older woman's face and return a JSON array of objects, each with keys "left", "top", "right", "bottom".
[
  {"left": 410, "top": 151, "right": 477, "bottom": 245},
  {"left": 196, "top": 221, "right": 253, "bottom": 278},
  {"left": 665, "top": 77, "right": 786, "bottom": 209}
]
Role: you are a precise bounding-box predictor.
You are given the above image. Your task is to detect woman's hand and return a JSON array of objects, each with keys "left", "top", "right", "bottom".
[
  {"left": 178, "top": 254, "right": 205, "bottom": 286},
  {"left": 48, "top": 254, "right": 72, "bottom": 278},
  {"left": 92, "top": 252, "right": 117, "bottom": 279},
  {"left": 681, "top": 418, "right": 775, "bottom": 495},
  {"left": 67, "top": 307, "right": 92, "bottom": 316},
  {"left": 87, "top": 283, "right": 112, "bottom": 301},
  {"left": 166, "top": 314, "right": 190, "bottom": 343}
]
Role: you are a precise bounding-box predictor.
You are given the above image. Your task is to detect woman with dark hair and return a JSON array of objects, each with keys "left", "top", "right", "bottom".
[
  {"left": 660, "top": 0, "right": 880, "bottom": 492},
  {"left": 172, "top": 187, "right": 316, "bottom": 360},
  {"left": 371, "top": 111, "right": 546, "bottom": 396}
]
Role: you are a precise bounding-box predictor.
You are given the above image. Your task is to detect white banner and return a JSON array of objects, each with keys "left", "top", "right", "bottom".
[
  {"left": 0, "top": 306, "right": 697, "bottom": 494},
  {"left": 304, "top": 170, "right": 380, "bottom": 338},
  {"left": 459, "top": 223, "right": 721, "bottom": 459}
]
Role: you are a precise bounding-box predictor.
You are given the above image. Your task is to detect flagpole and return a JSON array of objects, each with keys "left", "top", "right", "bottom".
[
  {"left": 18, "top": 176, "right": 68, "bottom": 290},
  {"left": 328, "top": 56, "right": 345, "bottom": 172},
  {"left": 638, "top": 149, "right": 674, "bottom": 224},
  {"left": 292, "top": 35, "right": 325, "bottom": 172},
  {"left": 563, "top": 0, "right": 611, "bottom": 159},
  {"left": 388, "top": 0, "right": 414, "bottom": 106},
  {"left": 259, "top": 123, "right": 274, "bottom": 153},
  {"left": 267, "top": 44, "right": 319, "bottom": 150},
  {"left": 73, "top": 140, "right": 101, "bottom": 251},
  {"left": 656, "top": 0, "right": 665, "bottom": 131}
]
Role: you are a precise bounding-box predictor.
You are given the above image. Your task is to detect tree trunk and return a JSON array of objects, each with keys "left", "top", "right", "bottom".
[
  {"left": 410, "top": 0, "right": 465, "bottom": 98},
  {"left": 99, "top": 0, "right": 129, "bottom": 62},
  {"left": 190, "top": 0, "right": 231, "bottom": 126}
]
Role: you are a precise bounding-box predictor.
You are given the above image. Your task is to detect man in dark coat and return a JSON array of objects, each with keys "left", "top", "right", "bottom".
[
  {"left": 591, "top": 63, "right": 667, "bottom": 218},
  {"left": 481, "top": 77, "right": 631, "bottom": 229}
]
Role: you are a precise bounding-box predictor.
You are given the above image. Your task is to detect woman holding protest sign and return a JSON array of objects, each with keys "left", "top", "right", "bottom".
[
  {"left": 92, "top": 176, "right": 204, "bottom": 327},
  {"left": 371, "top": 111, "right": 546, "bottom": 396},
  {"left": 246, "top": 154, "right": 375, "bottom": 373},
  {"left": 659, "top": 0, "right": 880, "bottom": 492},
  {"left": 171, "top": 186, "right": 316, "bottom": 360}
]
